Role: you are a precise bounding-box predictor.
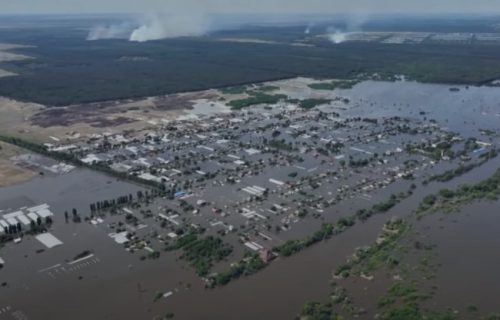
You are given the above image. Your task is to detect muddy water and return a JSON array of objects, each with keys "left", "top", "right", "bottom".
[
  {"left": 0, "top": 168, "right": 144, "bottom": 216},
  {"left": 2, "top": 81, "right": 500, "bottom": 319},
  {"left": 160, "top": 156, "right": 500, "bottom": 319},
  {"left": 334, "top": 81, "right": 500, "bottom": 137},
  {"left": 12, "top": 157, "right": 497, "bottom": 320},
  {"left": 422, "top": 202, "right": 500, "bottom": 317}
]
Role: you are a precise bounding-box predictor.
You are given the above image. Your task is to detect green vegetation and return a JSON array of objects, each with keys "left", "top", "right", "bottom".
[
  {"left": 268, "top": 139, "right": 295, "bottom": 152},
  {"left": 167, "top": 231, "right": 233, "bottom": 276},
  {"left": 427, "top": 163, "right": 477, "bottom": 183},
  {"left": 299, "top": 167, "right": 500, "bottom": 320},
  {"left": 3, "top": 25, "right": 500, "bottom": 106},
  {"left": 417, "top": 168, "right": 500, "bottom": 217},
  {"left": 405, "top": 137, "right": 457, "bottom": 161},
  {"left": 378, "top": 281, "right": 454, "bottom": 319},
  {"left": 300, "top": 301, "right": 342, "bottom": 320},
  {"left": 378, "top": 283, "right": 429, "bottom": 308},
  {"left": 154, "top": 292, "right": 164, "bottom": 302},
  {"left": 304, "top": 218, "right": 456, "bottom": 319},
  {"left": 356, "top": 192, "right": 411, "bottom": 221},
  {"left": 219, "top": 86, "right": 248, "bottom": 94},
  {"left": 208, "top": 253, "right": 266, "bottom": 288},
  {"left": 209, "top": 191, "right": 411, "bottom": 288},
  {"left": 275, "top": 192, "right": 410, "bottom": 257},
  {"left": 425, "top": 149, "right": 497, "bottom": 183},
  {"left": 256, "top": 85, "right": 280, "bottom": 92},
  {"left": 275, "top": 223, "right": 337, "bottom": 257},
  {"left": 228, "top": 93, "right": 287, "bottom": 109},
  {"left": 308, "top": 80, "right": 360, "bottom": 91},
  {"left": 333, "top": 219, "right": 410, "bottom": 278},
  {"left": 299, "top": 99, "right": 332, "bottom": 109},
  {"left": 379, "top": 303, "right": 456, "bottom": 320}
]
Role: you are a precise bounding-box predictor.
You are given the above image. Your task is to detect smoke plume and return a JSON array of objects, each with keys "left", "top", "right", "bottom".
[
  {"left": 329, "top": 30, "right": 347, "bottom": 44},
  {"left": 326, "top": 13, "right": 367, "bottom": 44},
  {"left": 87, "top": 22, "right": 134, "bottom": 40},
  {"left": 129, "top": 14, "right": 210, "bottom": 42},
  {"left": 87, "top": 13, "right": 212, "bottom": 42},
  {"left": 304, "top": 23, "right": 313, "bottom": 34}
]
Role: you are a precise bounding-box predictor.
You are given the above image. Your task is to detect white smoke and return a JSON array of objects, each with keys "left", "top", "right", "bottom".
[
  {"left": 129, "top": 14, "right": 210, "bottom": 42},
  {"left": 329, "top": 31, "right": 347, "bottom": 44},
  {"left": 326, "top": 14, "right": 368, "bottom": 45},
  {"left": 304, "top": 23, "right": 313, "bottom": 35},
  {"left": 326, "top": 26, "right": 349, "bottom": 44},
  {"left": 87, "top": 22, "right": 135, "bottom": 41},
  {"left": 87, "top": 13, "right": 212, "bottom": 42}
]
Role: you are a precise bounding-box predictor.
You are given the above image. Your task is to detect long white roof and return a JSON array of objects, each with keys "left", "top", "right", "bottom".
[
  {"left": 17, "top": 215, "right": 31, "bottom": 226},
  {"left": 36, "top": 208, "right": 54, "bottom": 218}
]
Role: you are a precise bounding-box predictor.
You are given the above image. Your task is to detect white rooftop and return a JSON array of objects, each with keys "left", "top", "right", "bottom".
[
  {"left": 36, "top": 233, "right": 63, "bottom": 249},
  {"left": 36, "top": 208, "right": 54, "bottom": 218}
]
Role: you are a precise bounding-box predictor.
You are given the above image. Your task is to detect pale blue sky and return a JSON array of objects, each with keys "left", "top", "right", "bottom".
[{"left": 1, "top": 0, "right": 499, "bottom": 15}]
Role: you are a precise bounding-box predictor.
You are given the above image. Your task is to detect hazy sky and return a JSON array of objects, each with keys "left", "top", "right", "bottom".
[{"left": 1, "top": 0, "right": 500, "bottom": 15}]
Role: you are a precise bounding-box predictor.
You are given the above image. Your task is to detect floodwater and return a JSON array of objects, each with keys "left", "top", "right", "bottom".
[
  {"left": 344, "top": 81, "right": 500, "bottom": 137},
  {"left": 1, "top": 80, "right": 500, "bottom": 319},
  {"left": 282, "top": 80, "right": 500, "bottom": 137},
  {"left": 422, "top": 201, "right": 500, "bottom": 317},
  {"left": 0, "top": 168, "right": 144, "bottom": 215}
]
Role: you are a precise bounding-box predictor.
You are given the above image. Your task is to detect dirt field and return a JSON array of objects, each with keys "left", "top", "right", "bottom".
[
  {"left": 0, "top": 78, "right": 310, "bottom": 144},
  {"left": 0, "top": 142, "right": 36, "bottom": 187}
]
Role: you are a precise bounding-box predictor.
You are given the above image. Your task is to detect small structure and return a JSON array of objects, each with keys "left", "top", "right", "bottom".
[
  {"left": 259, "top": 249, "right": 273, "bottom": 263},
  {"left": 36, "top": 233, "right": 63, "bottom": 249}
]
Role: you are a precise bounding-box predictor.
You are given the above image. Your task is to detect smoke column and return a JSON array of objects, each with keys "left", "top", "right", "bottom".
[
  {"left": 87, "top": 22, "right": 135, "bottom": 40},
  {"left": 129, "top": 13, "right": 211, "bottom": 42},
  {"left": 87, "top": 13, "right": 212, "bottom": 42},
  {"left": 329, "top": 31, "right": 347, "bottom": 44},
  {"left": 326, "top": 13, "right": 367, "bottom": 44}
]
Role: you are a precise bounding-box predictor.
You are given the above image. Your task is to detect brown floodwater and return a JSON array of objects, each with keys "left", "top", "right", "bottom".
[{"left": 2, "top": 80, "right": 500, "bottom": 319}]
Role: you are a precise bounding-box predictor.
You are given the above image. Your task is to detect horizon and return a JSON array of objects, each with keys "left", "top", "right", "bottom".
[{"left": 1, "top": 0, "right": 500, "bottom": 15}]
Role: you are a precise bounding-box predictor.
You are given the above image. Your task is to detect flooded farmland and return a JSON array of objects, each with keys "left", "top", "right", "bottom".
[{"left": 1, "top": 79, "right": 500, "bottom": 320}]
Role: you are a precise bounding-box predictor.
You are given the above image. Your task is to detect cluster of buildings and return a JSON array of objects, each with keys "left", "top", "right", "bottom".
[
  {"left": 0, "top": 203, "right": 54, "bottom": 236},
  {"left": 34, "top": 98, "right": 498, "bottom": 265}
]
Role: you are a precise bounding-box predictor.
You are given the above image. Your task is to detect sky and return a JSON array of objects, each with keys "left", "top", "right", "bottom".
[{"left": 1, "top": 0, "right": 500, "bottom": 15}]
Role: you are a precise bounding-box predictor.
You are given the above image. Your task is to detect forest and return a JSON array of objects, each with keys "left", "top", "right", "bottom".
[{"left": 1, "top": 21, "right": 500, "bottom": 106}]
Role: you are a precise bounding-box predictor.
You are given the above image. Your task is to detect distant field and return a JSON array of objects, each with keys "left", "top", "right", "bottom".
[
  {"left": 0, "top": 141, "right": 35, "bottom": 187},
  {"left": 1, "top": 20, "right": 500, "bottom": 106}
]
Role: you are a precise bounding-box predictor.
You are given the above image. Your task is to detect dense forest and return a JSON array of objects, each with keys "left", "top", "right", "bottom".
[{"left": 1, "top": 21, "right": 500, "bottom": 106}]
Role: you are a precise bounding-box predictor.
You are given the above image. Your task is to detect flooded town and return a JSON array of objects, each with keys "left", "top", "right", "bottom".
[
  {"left": 2, "top": 5, "right": 500, "bottom": 319},
  {"left": 1, "top": 77, "right": 500, "bottom": 319}
]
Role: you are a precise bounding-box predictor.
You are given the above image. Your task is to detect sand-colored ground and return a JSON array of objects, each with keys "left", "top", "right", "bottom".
[
  {"left": 0, "top": 90, "right": 216, "bottom": 144},
  {"left": 0, "top": 142, "right": 36, "bottom": 187},
  {"left": 0, "top": 77, "right": 343, "bottom": 187},
  {"left": 0, "top": 77, "right": 332, "bottom": 145}
]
